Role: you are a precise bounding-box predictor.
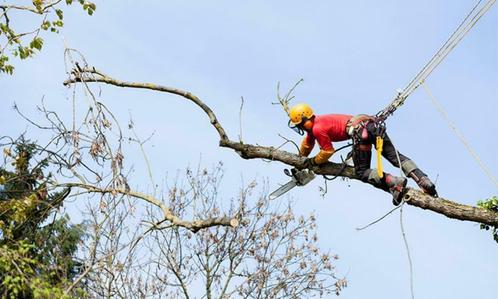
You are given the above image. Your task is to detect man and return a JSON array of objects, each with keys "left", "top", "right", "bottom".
[{"left": 288, "top": 103, "right": 437, "bottom": 205}]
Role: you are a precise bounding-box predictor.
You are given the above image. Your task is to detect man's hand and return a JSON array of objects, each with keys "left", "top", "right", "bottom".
[{"left": 303, "top": 157, "right": 317, "bottom": 169}]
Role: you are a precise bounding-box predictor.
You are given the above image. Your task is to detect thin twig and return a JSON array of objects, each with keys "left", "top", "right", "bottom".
[{"left": 238, "top": 96, "right": 244, "bottom": 142}]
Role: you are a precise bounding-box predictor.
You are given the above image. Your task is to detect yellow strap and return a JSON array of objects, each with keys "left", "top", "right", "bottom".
[{"left": 376, "top": 136, "right": 384, "bottom": 178}]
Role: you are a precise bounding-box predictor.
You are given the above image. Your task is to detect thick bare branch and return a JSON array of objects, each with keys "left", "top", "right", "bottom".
[
  {"left": 63, "top": 68, "right": 498, "bottom": 228},
  {"left": 63, "top": 67, "right": 228, "bottom": 142}
]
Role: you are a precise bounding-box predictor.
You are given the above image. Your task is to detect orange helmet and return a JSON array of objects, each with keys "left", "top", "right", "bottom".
[{"left": 289, "top": 103, "right": 314, "bottom": 125}]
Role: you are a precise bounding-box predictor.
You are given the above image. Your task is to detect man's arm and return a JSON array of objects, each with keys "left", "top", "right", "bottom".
[
  {"left": 299, "top": 134, "right": 315, "bottom": 157},
  {"left": 310, "top": 130, "right": 335, "bottom": 165}
]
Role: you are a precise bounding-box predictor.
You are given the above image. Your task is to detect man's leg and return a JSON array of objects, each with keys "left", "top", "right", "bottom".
[
  {"left": 352, "top": 127, "right": 407, "bottom": 204},
  {"left": 352, "top": 141, "right": 382, "bottom": 188},
  {"left": 377, "top": 130, "right": 438, "bottom": 196}
]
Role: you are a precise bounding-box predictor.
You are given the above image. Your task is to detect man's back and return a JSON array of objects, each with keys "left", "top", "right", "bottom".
[{"left": 313, "top": 114, "right": 352, "bottom": 143}]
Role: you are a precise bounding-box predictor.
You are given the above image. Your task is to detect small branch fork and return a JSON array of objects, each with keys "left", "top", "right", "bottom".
[
  {"left": 64, "top": 67, "right": 498, "bottom": 227},
  {"left": 271, "top": 79, "right": 304, "bottom": 115}
]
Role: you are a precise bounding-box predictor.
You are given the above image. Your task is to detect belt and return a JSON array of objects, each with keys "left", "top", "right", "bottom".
[{"left": 346, "top": 114, "right": 374, "bottom": 137}]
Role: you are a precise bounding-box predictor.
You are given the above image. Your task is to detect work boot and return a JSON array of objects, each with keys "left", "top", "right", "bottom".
[
  {"left": 385, "top": 174, "right": 408, "bottom": 206},
  {"left": 401, "top": 160, "right": 438, "bottom": 197},
  {"left": 409, "top": 169, "right": 438, "bottom": 197}
]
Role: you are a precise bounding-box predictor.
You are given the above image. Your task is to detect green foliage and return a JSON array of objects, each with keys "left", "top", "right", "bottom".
[
  {"left": 29, "top": 37, "right": 44, "bottom": 51},
  {"left": 55, "top": 9, "right": 64, "bottom": 20},
  {"left": 477, "top": 196, "right": 498, "bottom": 212},
  {"left": 477, "top": 196, "right": 498, "bottom": 243},
  {"left": 0, "top": 55, "right": 13, "bottom": 74},
  {"left": 0, "top": 241, "right": 75, "bottom": 298},
  {"left": 0, "top": 0, "right": 96, "bottom": 74},
  {"left": 0, "top": 140, "right": 86, "bottom": 297},
  {"left": 35, "top": 216, "right": 86, "bottom": 283}
]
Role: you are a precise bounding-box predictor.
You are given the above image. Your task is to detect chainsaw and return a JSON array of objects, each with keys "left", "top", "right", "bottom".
[{"left": 269, "top": 168, "right": 316, "bottom": 200}]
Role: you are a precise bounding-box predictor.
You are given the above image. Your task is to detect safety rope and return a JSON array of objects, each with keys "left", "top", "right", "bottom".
[
  {"left": 322, "top": 143, "right": 352, "bottom": 181},
  {"left": 362, "top": 132, "right": 417, "bottom": 298},
  {"left": 400, "top": 205, "right": 415, "bottom": 299},
  {"left": 348, "top": 0, "right": 498, "bottom": 287},
  {"left": 376, "top": 0, "right": 496, "bottom": 122},
  {"left": 393, "top": 132, "right": 415, "bottom": 299},
  {"left": 422, "top": 83, "right": 498, "bottom": 188}
]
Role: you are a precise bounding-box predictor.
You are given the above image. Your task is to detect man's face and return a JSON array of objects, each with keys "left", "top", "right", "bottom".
[
  {"left": 302, "top": 119, "right": 313, "bottom": 131},
  {"left": 288, "top": 118, "right": 313, "bottom": 136}
]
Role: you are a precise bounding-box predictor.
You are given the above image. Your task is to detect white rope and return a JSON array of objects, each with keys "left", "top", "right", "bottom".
[
  {"left": 354, "top": 133, "right": 416, "bottom": 298},
  {"left": 401, "top": 0, "right": 495, "bottom": 99},
  {"left": 378, "top": 0, "right": 496, "bottom": 120},
  {"left": 355, "top": 205, "right": 401, "bottom": 231},
  {"left": 390, "top": 135, "right": 415, "bottom": 299},
  {"left": 400, "top": 204, "right": 415, "bottom": 299},
  {"left": 422, "top": 82, "right": 498, "bottom": 188}
]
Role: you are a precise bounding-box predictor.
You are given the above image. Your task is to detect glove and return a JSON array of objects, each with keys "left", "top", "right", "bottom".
[{"left": 303, "top": 157, "right": 317, "bottom": 169}]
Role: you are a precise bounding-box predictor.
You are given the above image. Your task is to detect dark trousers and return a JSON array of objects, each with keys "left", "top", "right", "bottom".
[{"left": 352, "top": 122, "right": 411, "bottom": 191}]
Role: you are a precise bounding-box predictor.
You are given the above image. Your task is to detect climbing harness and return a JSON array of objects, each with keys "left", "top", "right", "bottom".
[{"left": 346, "top": 114, "right": 387, "bottom": 179}]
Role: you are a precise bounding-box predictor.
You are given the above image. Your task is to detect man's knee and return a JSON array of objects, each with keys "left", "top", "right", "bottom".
[
  {"left": 356, "top": 168, "right": 368, "bottom": 181},
  {"left": 365, "top": 169, "right": 382, "bottom": 184},
  {"left": 401, "top": 160, "right": 418, "bottom": 175},
  {"left": 356, "top": 168, "right": 378, "bottom": 183}
]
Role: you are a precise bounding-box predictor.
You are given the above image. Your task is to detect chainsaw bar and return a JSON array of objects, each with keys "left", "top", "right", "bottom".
[{"left": 269, "top": 169, "right": 315, "bottom": 200}]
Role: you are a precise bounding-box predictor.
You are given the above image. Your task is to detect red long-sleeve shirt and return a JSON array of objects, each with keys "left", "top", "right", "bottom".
[{"left": 300, "top": 114, "right": 352, "bottom": 163}]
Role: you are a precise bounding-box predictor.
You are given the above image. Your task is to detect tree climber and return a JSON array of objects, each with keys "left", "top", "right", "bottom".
[{"left": 288, "top": 103, "right": 438, "bottom": 205}]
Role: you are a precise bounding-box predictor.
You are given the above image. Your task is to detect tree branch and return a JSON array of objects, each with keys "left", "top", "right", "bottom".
[
  {"left": 59, "top": 183, "right": 238, "bottom": 232},
  {"left": 63, "top": 68, "right": 498, "bottom": 227},
  {"left": 0, "top": 0, "right": 64, "bottom": 14},
  {"left": 0, "top": 5, "right": 40, "bottom": 14},
  {"left": 63, "top": 67, "right": 228, "bottom": 142}
]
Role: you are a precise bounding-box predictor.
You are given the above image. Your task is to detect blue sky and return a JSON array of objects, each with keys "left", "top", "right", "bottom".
[{"left": 2, "top": 1, "right": 497, "bottom": 298}]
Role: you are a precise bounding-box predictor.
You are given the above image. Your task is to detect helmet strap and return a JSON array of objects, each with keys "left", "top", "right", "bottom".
[{"left": 288, "top": 120, "right": 305, "bottom": 136}]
